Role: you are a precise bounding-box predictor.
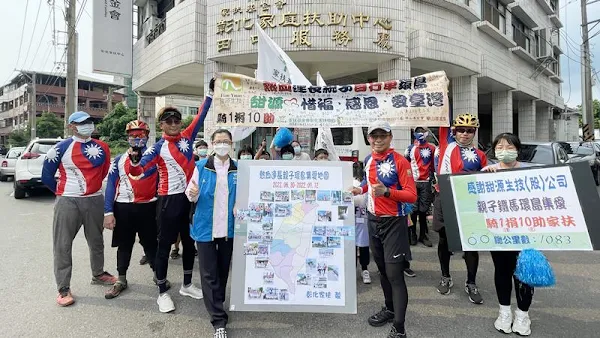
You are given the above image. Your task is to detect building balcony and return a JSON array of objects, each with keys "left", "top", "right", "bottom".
[
  {"left": 420, "top": 0, "right": 480, "bottom": 23},
  {"left": 508, "top": 2, "right": 539, "bottom": 28},
  {"left": 510, "top": 46, "right": 538, "bottom": 65},
  {"left": 476, "top": 21, "right": 517, "bottom": 48},
  {"left": 549, "top": 14, "right": 563, "bottom": 29},
  {"left": 536, "top": 0, "right": 555, "bottom": 15},
  {"left": 35, "top": 84, "right": 123, "bottom": 102},
  {"left": 0, "top": 126, "right": 14, "bottom": 135},
  {"left": 553, "top": 43, "right": 563, "bottom": 55},
  {"left": 550, "top": 75, "right": 563, "bottom": 83}
]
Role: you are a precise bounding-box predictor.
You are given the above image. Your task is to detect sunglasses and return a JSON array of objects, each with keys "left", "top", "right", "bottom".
[
  {"left": 161, "top": 118, "right": 181, "bottom": 126},
  {"left": 369, "top": 133, "right": 390, "bottom": 140},
  {"left": 455, "top": 128, "right": 476, "bottom": 134}
]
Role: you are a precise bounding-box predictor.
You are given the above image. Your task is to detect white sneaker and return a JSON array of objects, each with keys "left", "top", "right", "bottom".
[
  {"left": 157, "top": 293, "right": 175, "bottom": 313},
  {"left": 179, "top": 284, "right": 203, "bottom": 299},
  {"left": 512, "top": 309, "right": 531, "bottom": 336},
  {"left": 494, "top": 305, "right": 513, "bottom": 334},
  {"left": 214, "top": 328, "right": 227, "bottom": 338},
  {"left": 362, "top": 270, "right": 371, "bottom": 284}
]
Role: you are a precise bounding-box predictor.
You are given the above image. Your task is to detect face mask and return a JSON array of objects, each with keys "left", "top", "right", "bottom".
[
  {"left": 282, "top": 153, "right": 294, "bottom": 160},
  {"left": 495, "top": 150, "right": 518, "bottom": 164},
  {"left": 240, "top": 154, "right": 252, "bottom": 160},
  {"left": 128, "top": 137, "right": 148, "bottom": 148},
  {"left": 213, "top": 143, "right": 231, "bottom": 157},
  {"left": 414, "top": 132, "right": 428, "bottom": 143},
  {"left": 76, "top": 123, "right": 94, "bottom": 137},
  {"left": 293, "top": 146, "right": 301, "bottom": 155},
  {"left": 197, "top": 148, "right": 208, "bottom": 157}
]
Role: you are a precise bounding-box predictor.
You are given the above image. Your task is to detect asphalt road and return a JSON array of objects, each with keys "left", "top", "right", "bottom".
[{"left": 0, "top": 181, "right": 599, "bottom": 338}]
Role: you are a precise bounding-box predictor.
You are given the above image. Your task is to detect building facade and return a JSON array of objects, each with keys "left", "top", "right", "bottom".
[
  {"left": 0, "top": 71, "right": 124, "bottom": 144},
  {"left": 132, "top": 0, "right": 565, "bottom": 152}
]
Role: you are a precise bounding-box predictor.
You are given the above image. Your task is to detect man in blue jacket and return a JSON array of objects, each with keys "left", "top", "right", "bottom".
[{"left": 185, "top": 129, "right": 237, "bottom": 338}]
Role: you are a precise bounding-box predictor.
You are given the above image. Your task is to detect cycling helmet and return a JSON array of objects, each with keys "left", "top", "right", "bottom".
[
  {"left": 125, "top": 120, "right": 150, "bottom": 133},
  {"left": 452, "top": 113, "right": 480, "bottom": 128}
]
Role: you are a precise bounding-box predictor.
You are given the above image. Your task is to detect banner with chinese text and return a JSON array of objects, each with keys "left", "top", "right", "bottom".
[
  {"left": 229, "top": 160, "right": 357, "bottom": 314},
  {"left": 92, "top": 0, "right": 133, "bottom": 76},
  {"left": 446, "top": 166, "right": 593, "bottom": 251},
  {"left": 214, "top": 71, "right": 450, "bottom": 128}
]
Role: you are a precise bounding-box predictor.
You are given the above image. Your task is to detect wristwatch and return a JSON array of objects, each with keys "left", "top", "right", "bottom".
[{"left": 383, "top": 187, "right": 390, "bottom": 198}]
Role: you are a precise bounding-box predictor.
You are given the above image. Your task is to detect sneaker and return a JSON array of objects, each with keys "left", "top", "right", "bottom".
[
  {"left": 105, "top": 281, "right": 128, "bottom": 300},
  {"left": 139, "top": 255, "right": 148, "bottom": 265},
  {"left": 214, "top": 328, "right": 228, "bottom": 338},
  {"left": 153, "top": 277, "right": 172, "bottom": 291},
  {"left": 91, "top": 271, "right": 118, "bottom": 285},
  {"left": 57, "top": 288, "right": 75, "bottom": 307},
  {"left": 512, "top": 309, "right": 531, "bottom": 336},
  {"left": 362, "top": 270, "right": 372, "bottom": 284},
  {"left": 387, "top": 325, "right": 407, "bottom": 338},
  {"left": 157, "top": 293, "right": 175, "bottom": 313},
  {"left": 179, "top": 284, "right": 203, "bottom": 299},
  {"left": 170, "top": 248, "right": 180, "bottom": 259},
  {"left": 409, "top": 229, "right": 418, "bottom": 246},
  {"left": 403, "top": 268, "right": 416, "bottom": 278},
  {"left": 437, "top": 276, "right": 453, "bottom": 295},
  {"left": 419, "top": 237, "right": 433, "bottom": 247},
  {"left": 465, "top": 283, "right": 484, "bottom": 304},
  {"left": 494, "top": 305, "right": 513, "bottom": 334},
  {"left": 367, "top": 306, "right": 394, "bottom": 327}
]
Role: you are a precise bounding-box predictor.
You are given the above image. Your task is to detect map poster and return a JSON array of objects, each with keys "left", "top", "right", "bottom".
[
  {"left": 230, "top": 160, "right": 357, "bottom": 314},
  {"left": 442, "top": 165, "right": 594, "bottom": 251}
]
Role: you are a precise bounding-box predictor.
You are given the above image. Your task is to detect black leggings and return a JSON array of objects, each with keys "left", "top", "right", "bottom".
[
  {"left": 491, "top": 251, "right": 534, "bottom": 311},
  {"left": 410, "top": 211, "right": 429, "bottom": 239},
  {"left": 437, "top": 228, "right": 479, "bottom": 283},
  {"left": 357, "top": 246, "right": 370, "bottom": 270}
]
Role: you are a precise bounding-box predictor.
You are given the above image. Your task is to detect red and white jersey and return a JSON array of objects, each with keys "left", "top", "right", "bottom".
[
  {"left": 104, "top": 153, "right": 158, "bottom": 215},
  {"left": 405, "top": 142, "right": 436, "bottom": 181},
  {"left": 129, "top": 96, "right": 212, "bottom": 195},
  {"left": 42, "top": 136, "right": 111, "bottom": 197},
  {"left": 435, "top": 127, "right": 487, "bottom": 175}
]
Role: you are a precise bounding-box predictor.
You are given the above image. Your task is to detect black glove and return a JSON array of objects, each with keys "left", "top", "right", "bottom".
[
  {"left": 209, "top": 78, "right": 215, "bottom": 91},
  {"left": 129, "top": 146, "right": 142, "bottom": 164}
]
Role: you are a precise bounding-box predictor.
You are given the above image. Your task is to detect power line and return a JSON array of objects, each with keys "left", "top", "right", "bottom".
[
  {"left": 564, "top": 6, "right": 572, "bottom": 103},
  {"left": 15, "top": 0, "right": 31, "bottom": 70},
  {"left": 21, "top": 0, "right": 43, "bottom": 70},
  {"left": 27, "top": 10, "right": 53, "bottom": 71}
]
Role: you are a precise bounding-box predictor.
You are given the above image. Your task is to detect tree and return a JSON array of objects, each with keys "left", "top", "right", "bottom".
[
  {"left": 578, "top": 99, "right": 600, "bottom": 128},
  {"left": 97, "top": 102, "right": 137, "bottom": 142},
  {"left": 8, "top": 128, "right": 29, "bottom": 147},
  {"left": 36, "top": 112, "right": 64, "bottom": 138}
]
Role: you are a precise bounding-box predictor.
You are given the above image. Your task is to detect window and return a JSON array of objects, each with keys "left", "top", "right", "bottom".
[
  {"left": 189, "top": 107, "right": 199, "bottom": 115},
  {"left": 519, "top": 144, "right": 555, "bottom": 164},
  {"left": 512, "top": 17, "right": 531, "bottom": 52},
  {"left": 30, "top": 141, "right": 59, "bottom": 154},
  {"left": 550, "top": 0, "right": 557, "bottom": 12},
  {"left": 331, "top": 128, "right": 353, "bottom": 145},
  {"left": 482, "top": 0, "right": 506, "bottom": 33}
]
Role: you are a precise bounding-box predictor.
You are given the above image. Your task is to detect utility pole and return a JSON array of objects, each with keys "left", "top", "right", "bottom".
[
  {"left": 30, "top": 72, "right": 36, "bottom": 139},
  {"left": 581, "top": 0, "right": 595, "bottom": 141},
  {"left": 64, "top": 0, "right": 78, "bottom": 137},
  {"left": 107, "top": 87, "right": 114, "bottom": 113}
]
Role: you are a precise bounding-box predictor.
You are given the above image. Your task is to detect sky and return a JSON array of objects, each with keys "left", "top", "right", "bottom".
[{"left": 0, "top": 0, "right": 598, "bottom": 108}]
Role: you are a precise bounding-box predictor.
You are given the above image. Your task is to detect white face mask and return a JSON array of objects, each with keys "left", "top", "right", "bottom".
[
  {"left": 293, "top": 146, "right": 301, "bottom": 155},
  {"left": 240, "top": 154, "right": 252, "bottom": 160},
  {"left": 76, "top": 123, "right": 94, "bottom": 137},
  {"left": 213, "top": 143, "right": 231, "bottom": 157}
]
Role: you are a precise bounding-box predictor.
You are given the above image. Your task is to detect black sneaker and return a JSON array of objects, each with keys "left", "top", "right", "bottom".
[
  {"left": 170, "top": 248, "right": 180, "bottom": 259},
  {"left": 105, "top": 280, "right": 128, "bottom": 299},
  {"left": 419, "top": 236, "right": 433, "bottom": 247},
  {"left": 465, "top": 283, "right": 484, "bottom": 304},
  {"left": 139, "top": 255, "right": 148, "bottom": 265},
  {"left": 409, "top": 229, "right": 418, "bottom": 246},
  {"left": 214, "top": 327, "right": 227, "bottom": 338},
  {"left": 387, "top": 325, "right": 407, "bottom": 338},
  {"left": 437, "top": 276, "right": 453, "bottom": 295},
  {"left": 368, "top": 306, "right": 394, "bottom": 327},
  {"left": 403, "top": 268, "right": 416, "bottom": 278}
]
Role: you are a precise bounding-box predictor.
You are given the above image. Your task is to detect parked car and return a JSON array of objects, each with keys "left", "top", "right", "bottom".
[
  {"left": 0, "top": 144, "right": 8, "bottom": 156},
  {"left": 14, "top": 138, "right": 62, "bottom": 199},
  {"left": 486, "top": 141, "right": 570, "bottom": 166},
  {"left": 563, "top": 141, "right": 600, "bottom": 186},
  {"left": 0, "top": 147, "right": 26, "bottom": 181}
]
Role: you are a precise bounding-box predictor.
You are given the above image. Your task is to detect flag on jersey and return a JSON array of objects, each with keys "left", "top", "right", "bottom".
[
  {"left": 434, "top": 127, "right": 487, "bottom": 175},
  {"left": 405, "top": 142, "right": 436, "bottom": 181}
]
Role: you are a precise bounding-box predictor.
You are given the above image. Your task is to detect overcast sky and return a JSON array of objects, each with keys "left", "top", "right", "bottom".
[{"left": 0, "top": 0, "right": 598, "bottom": 107}]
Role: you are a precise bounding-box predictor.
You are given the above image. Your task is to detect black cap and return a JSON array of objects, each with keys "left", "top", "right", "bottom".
[{"left": 158, "top": 108, "right": 182, "bottom": 121}]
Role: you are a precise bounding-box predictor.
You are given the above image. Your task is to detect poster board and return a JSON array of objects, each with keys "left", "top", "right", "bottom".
[
  {"left": 229, "top": 160, "right": 357, "bottom": 314},
  {"left": 438, "top": 162, "right": 600, "bottom": 252}
]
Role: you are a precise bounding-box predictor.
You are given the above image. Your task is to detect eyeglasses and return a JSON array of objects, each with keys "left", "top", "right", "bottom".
[
  {"left": 369, "top": 133, "right": 390, "bottom": 140},
  {"left": 455, "top": 128, "right": 476, "bottom": 134},
  {"left": 213, "top": 140, "right": 232, "bottom": 146},
  {"left": 161, "top": 118, "right": 181, "bottom": 126}
]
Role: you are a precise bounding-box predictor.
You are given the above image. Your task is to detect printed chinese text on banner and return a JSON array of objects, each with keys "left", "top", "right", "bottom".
[
  {"left": 449, "top": 166, "right": 593, "bottom": 251},
  {"left": 213, "top": 72, "right": 450, "bottom": 128},
  {"left": 92, "top": 0, "right": 133, "bottom": 76}
]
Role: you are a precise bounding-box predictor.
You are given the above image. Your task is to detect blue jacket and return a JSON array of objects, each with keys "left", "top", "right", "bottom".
[{"left": 190, "top": 156, "right": 238, "bottom": 242}]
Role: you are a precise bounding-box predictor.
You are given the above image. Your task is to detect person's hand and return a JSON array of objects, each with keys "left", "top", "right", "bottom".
[
  {"left": 261, "top": 139, "right": 267, "bottom": 148},
  {"left": 128, "top": 147, "right": 141, "bottom": 164},
  {"left": 104, "top": 215, "right": 116, "bottom": 230},
  {"left": 188, "top": 180, "right": 199, "bottom": 200},
  {"left": 482, "top": 165, "right": 497, "bottom": 173},
  {"left": 349, "top": 187, "right": 362, "bottom": 196},
  {"left": 372, "top": 178, "right": 388, "bottom": 197},
  {"left": 209, "top": 77, "right": 215, "bottom": 91}
]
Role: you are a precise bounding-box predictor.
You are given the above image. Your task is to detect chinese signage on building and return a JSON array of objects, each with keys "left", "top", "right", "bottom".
[
  {"left": 229, "top": 160, "right": 357, "bottom": 314},
  {"left": 213, "top": 71, "right": 450, "bottom": 128},
  {"left": 92, "top": 0, "right": 133, "bottom": 76},
  {"left": 448, "top": 166, "right": 593, "bottom": 251},
  {"left": 214, "top": 0, "right": 394, "bottom": 53}
]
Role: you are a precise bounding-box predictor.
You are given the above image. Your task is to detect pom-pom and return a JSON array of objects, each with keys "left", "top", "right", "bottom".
[
  {"left": 273, "top": 128, "right": 294, "bottom": 148},
  {"left": 404, "top": 203, "right": 414, "bottom": 215},
  {"left": 514, "top": 248, "right": 555, "bottom": 287}
]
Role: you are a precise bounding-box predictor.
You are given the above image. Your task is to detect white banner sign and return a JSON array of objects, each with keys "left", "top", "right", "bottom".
[
  {"left": 92, "top": 0, "right": 133, "bottom": 76},
  {"left": 214, "top": 71, "right": 450, "bottom": 128}
]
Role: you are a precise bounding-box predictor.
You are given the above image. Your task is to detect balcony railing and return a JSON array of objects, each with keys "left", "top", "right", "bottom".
[
  {"left": 146, "top": 17, "right": 167, "bottom": 46},
  {"left": 482, "top": 1, "right": 505, "bottom": 33}
]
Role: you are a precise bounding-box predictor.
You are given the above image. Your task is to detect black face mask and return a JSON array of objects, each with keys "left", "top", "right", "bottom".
[{"left": 129, "top": 146, "right": 142, "bottom": 164}]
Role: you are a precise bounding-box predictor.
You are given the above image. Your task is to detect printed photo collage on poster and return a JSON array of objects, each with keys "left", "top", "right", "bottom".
[{"left": 241, "top": 182, "right": 354, "bottom": 305}]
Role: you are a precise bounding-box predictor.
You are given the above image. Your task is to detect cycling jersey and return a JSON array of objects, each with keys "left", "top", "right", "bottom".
[
  {"left": 104, "top": 152, "right": 159, "bottom": 215},
  {"left": 405, "top": 141, "right": 436, "bottom": 181},
  {"left": 42, "top": 136, "right": 111, "bottom": 197},
  {"left": 129, "top": 96, "right": 212, "bottom": 195},
  {"left": 435, "top": 127, "right": 487, "bottom": 175}
]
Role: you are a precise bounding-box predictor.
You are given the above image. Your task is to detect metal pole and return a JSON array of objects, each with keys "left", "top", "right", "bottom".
[
  {"left": 64, "top": 0, "right": 77, "bottom": 137},
  {"left": 581, "top": 0, "right": 595, "bottom": 141},
  {"left": 30, "top": 72, "right": 36, "bottom": 139}
]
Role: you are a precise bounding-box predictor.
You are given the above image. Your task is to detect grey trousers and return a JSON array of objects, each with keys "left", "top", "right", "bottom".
[{"left": 53, "top": 195, "right": 105, "bottom": 290}]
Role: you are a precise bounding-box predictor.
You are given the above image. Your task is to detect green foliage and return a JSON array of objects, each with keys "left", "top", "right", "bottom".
[
  {"left": 97, "top": 102, "right": 138, "bottom": 154},
  {"left": 578, "top": 99, "right": 600, "bottom": 128},
  {"left": 182, "top": 115, "right": 194, "bottom": 129},
  {"left": 8, "top": 128, "right": 30, "bottom": 147},
  {"left": 36, "top": 112, "right": 64, "bottom": 138}
]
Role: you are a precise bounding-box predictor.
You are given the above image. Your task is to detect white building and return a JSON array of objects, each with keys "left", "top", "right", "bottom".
[{"left": 132, "top": 0, "right": 565, "bottom": 152}]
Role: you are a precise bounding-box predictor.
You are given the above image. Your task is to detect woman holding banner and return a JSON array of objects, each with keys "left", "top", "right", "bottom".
[{"left": 482, "top": 133, "right": 534, "bottom": 336}]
